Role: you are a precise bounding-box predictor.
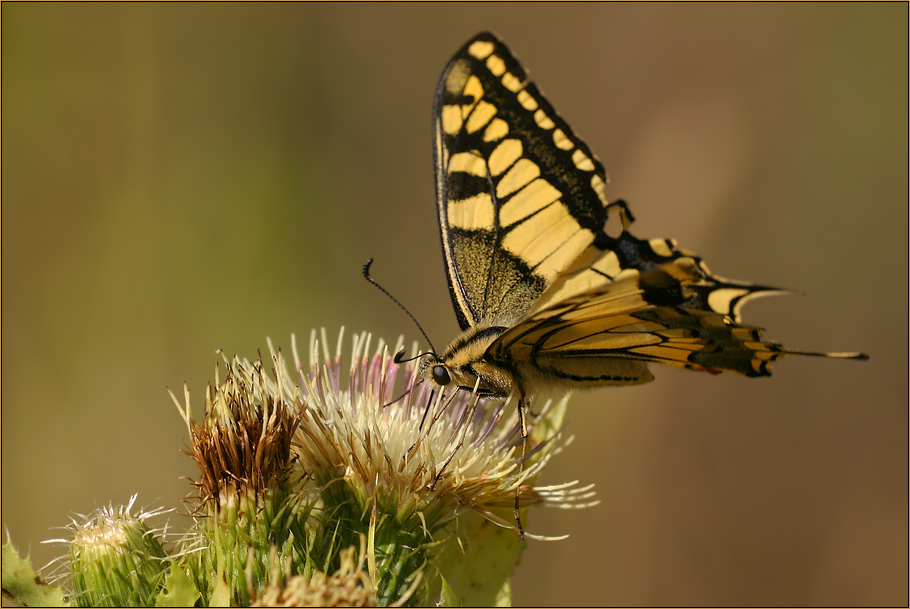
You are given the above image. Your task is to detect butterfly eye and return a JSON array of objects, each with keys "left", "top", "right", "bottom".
[{"left": 432, "top": 365, "right": 451, "bottom": 386}]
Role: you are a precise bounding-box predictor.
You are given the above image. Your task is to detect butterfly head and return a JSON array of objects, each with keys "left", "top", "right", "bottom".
[{"left": 414, "top": 324, "right": 515, "bottom": 399}]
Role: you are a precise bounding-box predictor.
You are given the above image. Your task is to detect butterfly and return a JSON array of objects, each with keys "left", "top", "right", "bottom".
[{"left": 416, "top": 31, "right": 867, "bottom": 422}]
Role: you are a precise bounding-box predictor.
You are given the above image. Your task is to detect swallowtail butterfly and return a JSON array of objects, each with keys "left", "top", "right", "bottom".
[{"left": 417, "top": 32, "right": 866, "bottom": 418}]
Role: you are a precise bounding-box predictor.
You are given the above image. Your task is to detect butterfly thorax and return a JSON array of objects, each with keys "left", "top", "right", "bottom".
[{"left": 419, "top": 323, "right": 517, "bottom": 398}]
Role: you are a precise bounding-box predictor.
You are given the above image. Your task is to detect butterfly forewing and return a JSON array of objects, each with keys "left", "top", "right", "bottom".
[{"left": 434, "top": 32, "right": 611, "bottom": 330}]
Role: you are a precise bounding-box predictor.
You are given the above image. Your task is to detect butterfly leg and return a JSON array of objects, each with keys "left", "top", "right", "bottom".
[
  {"left": 431, "top": 384, "right": 482, "bottom": 490},
  {"left": 514, "top": 395, "right": 529, "bottom": 542},
  {"left": 404, "top": 389, "right": 437, "bottom": 461}
]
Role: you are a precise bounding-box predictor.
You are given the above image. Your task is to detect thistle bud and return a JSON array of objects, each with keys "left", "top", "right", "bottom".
[{"left": 66, "top": 498, "right": 169, "bottom": 607}]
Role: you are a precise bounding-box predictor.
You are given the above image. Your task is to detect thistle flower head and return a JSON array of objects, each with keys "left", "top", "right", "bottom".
[
  {"left": 46, "top": 497, "right": 172, "bottom": 607},
  {"left": 283, "top": 329, "right": 598, "bottom": 539},
  {"left": 171, "top": 353, "right": 317, "bottom": 607},
  {"left": 180, "top": 355, "right": 302, "bottom": 507}
]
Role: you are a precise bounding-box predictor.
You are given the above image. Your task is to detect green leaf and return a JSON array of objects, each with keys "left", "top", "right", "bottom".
[
  {"left": 1, "top": 539, "right": 69, "bottom": 607},
  {"left": 209, "top": 576, "right": 233, "bottom": 608},
  {"left": 433, "top": 512, "right": 525, "bottom": 607},
  {"left": 154, "top": 563, "right": 200, "bottom": 607},
  {"left": 435, "top": 571, "right": 460, "bottom": 607}
]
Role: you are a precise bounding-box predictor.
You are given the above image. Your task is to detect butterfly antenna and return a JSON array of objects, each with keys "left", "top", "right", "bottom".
[{"left": 363, "top": 259, "right": 437, "bottom": 355}]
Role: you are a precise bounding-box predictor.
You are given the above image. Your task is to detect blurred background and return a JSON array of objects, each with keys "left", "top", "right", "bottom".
[{"left": 2, "top": 4, "right": 906, "bottom": 606}]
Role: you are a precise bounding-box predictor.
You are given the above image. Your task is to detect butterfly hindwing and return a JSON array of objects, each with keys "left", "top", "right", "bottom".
[
  {"left": 434, "top": 32, "right": 611, "bottom": 330},
  {"left": 488, "top": 260, "right": 790, "bottom": 389}
]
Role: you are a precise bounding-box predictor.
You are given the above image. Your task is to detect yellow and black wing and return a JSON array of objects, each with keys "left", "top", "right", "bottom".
[
  {"left": 433, "top": 32, "right": 611, "bottom": 330},
  {"left": 432, "top": 32, "right": 867, "bottom": 384},
  {"left": 488, "top": 260, "right": 863, "bottom": 384}
]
